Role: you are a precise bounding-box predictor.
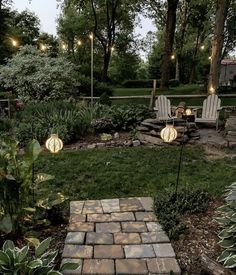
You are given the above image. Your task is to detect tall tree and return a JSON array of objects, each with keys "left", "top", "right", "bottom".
[
  {"left": 208, "top": 0, "right": 231, "bottom": 93},
  {"left": 59, "top": 0, "right": 138, "bottom": 82},
  {"left": 160, "top": 0, "right": 179, "bottom": 90}
]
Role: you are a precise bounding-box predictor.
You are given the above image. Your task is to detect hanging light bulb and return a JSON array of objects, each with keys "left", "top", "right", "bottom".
[
  {"left": 89, "top": 33, "right": 93, "bottom": 40},
  {"left": 77, "top": 40, "right": 82, "bottom": 46},
  {"left": 171, "top": 54, "right": 175, "bottom": 60}
]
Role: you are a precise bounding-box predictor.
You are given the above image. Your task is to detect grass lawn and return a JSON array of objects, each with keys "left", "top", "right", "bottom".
[{"left": 35, "top": 146, "right": 236, "bottom": 202}]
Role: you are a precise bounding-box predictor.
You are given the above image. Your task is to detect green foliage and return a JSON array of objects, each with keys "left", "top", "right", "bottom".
[
  {"left": 0, "top": 138, "right": 66, "bottom": 235},
  {"left": 0, "top": 7, "right": 40, "bottom": 64},
  {"left": 216, "top": 182, "right": 236, "bottom": 269},
  {"left": 0, "top": 45, "right": 77, "bottom": 102},
  {"left": 0, "top": 238, "right": 79, "bottom": 274},
  {"left": 16, "top": 101, "right": 93, "bottom": 145},
  {"left": 77, "top": 75, "right": 113, "bottom": 97},
  {"left": 154, "top": 188, "right": 211, "bottom": 240},
  {"left": 99, "top": 92, "right": 112, "bottom": 106},
  {"left": 122, "top": 79, "right": 180, "bottom": 88},
  {"left": 92, "top": 104, "right": 151, "bottom": 132},
  {"left": 122, "top": 79, "right": 154, "bottom": 88}
]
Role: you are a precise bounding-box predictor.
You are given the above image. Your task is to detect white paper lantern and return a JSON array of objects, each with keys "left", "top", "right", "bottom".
[
  {"left": 45, "top": 134, "right": 63, "bottom": 154},
  {"left": 160, "top": 125, "right": 178, "bottom": 143}
]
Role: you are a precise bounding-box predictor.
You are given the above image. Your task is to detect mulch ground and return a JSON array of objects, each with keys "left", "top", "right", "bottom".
[{"left": 173, "top": 199, "right": 224, "bottom": 274}]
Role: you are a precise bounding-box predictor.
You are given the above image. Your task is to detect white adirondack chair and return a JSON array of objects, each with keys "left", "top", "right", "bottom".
[
  {"left": 154, "top": 95, "right": 173, "bottom": 121},
  {"left": 195, "top": 94, "right": 222, "bottom": 130}
]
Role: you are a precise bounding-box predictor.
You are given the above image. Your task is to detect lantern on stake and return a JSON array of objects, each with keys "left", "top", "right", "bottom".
[
  {"left": 45, "top": 134, "right": 63, "bottom": 154},
  {"left": 160, "top": 124, "right": 178, "bottom": 143}
]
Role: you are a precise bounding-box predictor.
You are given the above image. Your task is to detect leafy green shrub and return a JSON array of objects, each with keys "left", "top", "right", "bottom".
[
  {"left": 122, "top": 79, "right": 154, "bottom": 88},
  {"left": 0, "top": 118, "right": 13, "bottom": 138},
  {"left": 99, "top": 92, "right": 112, "bottom": 106},
  {"left": 16, "top": 101, "right": 93, "bottom": 145},
  {"left": 216, "top": 182, "right": 236, "bottom": 269},
  {"left": 77, "top": 75, "right": 113, "bottom": 97},
  {"left": 122, "top": 79, "right": 180, "bottom": 88},
  {"left": 0, "top": 139, "right": 66, "bottom": 235},
  {"left": 0, "top": 238, "right": 79, "bottom": 274},
  {"left": 0, "top": 45, "right": 77, "bottom": 102},
  {"left": 95, "top": 104, "right": 151, "bottom": 131},
  {"left": 154, "top": 188, "right": 211, "bottom": 240}
]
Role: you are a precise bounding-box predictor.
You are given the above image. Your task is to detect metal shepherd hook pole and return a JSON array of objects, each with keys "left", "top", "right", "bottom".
[{"left": 90, "top": 32, "right": 94, "bottom": 106}]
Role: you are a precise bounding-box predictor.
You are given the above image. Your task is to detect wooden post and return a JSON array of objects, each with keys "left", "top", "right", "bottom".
[{"left": 150, "top": 79, "right": 157, "bottom": 109}]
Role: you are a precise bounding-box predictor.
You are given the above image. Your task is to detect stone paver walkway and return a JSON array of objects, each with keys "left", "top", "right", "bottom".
[{"left": 62, "top": 197, "right": 181, "bottom": 275}]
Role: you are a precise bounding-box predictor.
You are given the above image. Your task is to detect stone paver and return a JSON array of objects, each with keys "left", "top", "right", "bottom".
[
  {"left": 62, "top": 197, "right": 180, "bottom": 274},
  {"left": 153, "top": 243, "right": 176, "bottom": 258},
  {"left": 124, "top": 244, "right": 155, "bottom": 258},
  {"left": 70, "top": 201, "right": 84, "bottom": 214},
  {"left": 147, "top": 258, "right": 181, "bottom": 274},
  {"left": 116, "top": 259, "right": 148, "bottom": 274},
  {"left": 82, "top": 200, "right": 103, "bottom": 214},
  {"left": 146, "top": 222, "right": 162, "bottom": 232},
  {"left": 122, "top": 222, "right": 147, "bottom": 233},
  {"left": 96, "top": 222, "right": 121, "bottom": 233},
  {"left": 114, "top": 233, "right": 141, "bottom": 244},
  {"left": 86, "top": 232, "right": 113, "bottom": 245},
  {"left": 87, "top": 213, "right": 111, "bottom": 222},
  {"left": 135, "top": 212, "right": 157, "bottom": 222},
  {"left": 111, "top": 212, "right": 135, "bottom": 221},
  {"left": 101, "top": 199, "right": 120, "bottom": 213},
  {"left": 94, "top": 245, "right": 124, "bottom": 259},
  {"left": 65, "top": 232, "right": 85, "bottom": 244},
  {"left": 138, "top": 197, "right": 153, "bottom": 211},
  {"left": 120, "top": 198, "right": 144, "bottom": 211},
  {"left": 69, "top": 214, "right": 86, "bottom": 223},
  {"left": 82, "top": 259, "right": 115, "bottom": 274},
  {"left": 68, "top": 222, "right": 94, "bottom": 232},
  {"left": 141, "top": 231, "right": 169, "bottom": 244},
  {"left": 62, "top": 245, "right": 93, "bottom": 258}
]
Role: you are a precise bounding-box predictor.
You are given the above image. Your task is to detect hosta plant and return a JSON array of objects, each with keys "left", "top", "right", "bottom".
[
  {"left": 0, "top": 238, "right": 79, "bottom": 274},
  {"left": 0, "top": 138, "right": 67, "bottom": 235},
  {"left": 216, "top": 182, "right": 236, "bottom": 269}
]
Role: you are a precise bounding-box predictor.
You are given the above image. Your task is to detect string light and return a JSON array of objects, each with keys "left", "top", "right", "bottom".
[
  {"left": 208, "top": 56, "right": 212, "bottom": 61},
  {"left": 40, "top": 44, "right": 47, "bottom": 51},
  {"left": 111, "top": 46, "right": 115, "bottom": 52},
  {"left": 77, "top": 40, "right": 82, "bottom": 46},
  {"left": 89, "top": 33, "right": 93, "bottom": 40},
  {"left": 61, "top": 43, "right": 67, "bottom": 50},
  {"left": 171, "top": 54, "right": 175, "bottom": 60},
  {"left": 200, "top": 45, "right": 205, "bottom": 51},
  {"left": 11, "top": 38, "right": 18, "bottom": 47},
  {"left": 209, "top": 85, "right": 215, "bottom": 94}
]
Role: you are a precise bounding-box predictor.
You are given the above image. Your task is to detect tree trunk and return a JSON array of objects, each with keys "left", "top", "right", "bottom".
[
  {"left": 176, "top": 0, "right": 189, "bottom": 82},
  {"left": 189, "top": 30, "right": 201, "bottom": 84},
  {"left": 175, "top": 55, "right": 180, "bottom": 80},
  {"left": 160, "top": 0, "right": 179, "bottom": 90},
  {"left": 101, "top": 48, "right": 111, "bottom": 82},
  {"left": 208, "top": 0, "right": 231, "bottom": 94}
]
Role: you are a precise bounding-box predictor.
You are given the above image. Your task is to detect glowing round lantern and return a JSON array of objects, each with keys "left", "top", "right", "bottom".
[
  {"left": 160, "top": 124, "right": 178, "bottom": 143},
  {"left": 185, "top": 108, "right": 192, "bottom": 116},
  {"left": 45, "top": 134, "right": 63, "bottom": 154}
]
